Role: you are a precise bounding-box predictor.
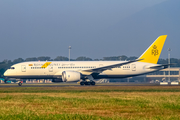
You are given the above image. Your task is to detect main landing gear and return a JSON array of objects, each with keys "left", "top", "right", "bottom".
[{"left": 80, "top": 80, "right": 95, "bottom": 86}]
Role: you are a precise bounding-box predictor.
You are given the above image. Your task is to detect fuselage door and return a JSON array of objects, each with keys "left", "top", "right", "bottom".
[
  {"left": 132, "top": 64, "right": 136, "bottom": 71},
  {"left": 21, "top": 65, "right": 26, "bottom": 72},
  {"left": 49, "top": 66, "right": 53, "bottom": 72}
]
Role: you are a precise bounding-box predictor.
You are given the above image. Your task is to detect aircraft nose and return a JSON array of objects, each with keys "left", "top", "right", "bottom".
[{"left": 4, "top": 70, "right": 8, "bottom": 76}]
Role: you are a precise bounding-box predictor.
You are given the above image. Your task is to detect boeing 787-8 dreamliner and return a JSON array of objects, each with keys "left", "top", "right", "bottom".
[{"left": 4, "top": 35, "right": 168, "bottom": 86}]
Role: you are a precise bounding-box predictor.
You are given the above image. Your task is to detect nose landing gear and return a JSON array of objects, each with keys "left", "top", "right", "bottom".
[{"left": 18, "top": 81, "right": 23, "bottom": 86}]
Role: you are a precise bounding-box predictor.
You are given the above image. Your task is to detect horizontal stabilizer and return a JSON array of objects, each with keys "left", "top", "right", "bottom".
[{"left": 148, "top": 63, "right": 175, "bottom": 69}]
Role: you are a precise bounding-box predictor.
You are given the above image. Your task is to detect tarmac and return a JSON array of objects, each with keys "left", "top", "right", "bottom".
[{"left": 0, "top": 82, "right": 160, "bottom": 87}]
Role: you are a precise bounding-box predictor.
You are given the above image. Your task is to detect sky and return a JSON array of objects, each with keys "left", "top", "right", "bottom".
[{"left": 1, "top": 0, "right": 178, "bottom": 61}]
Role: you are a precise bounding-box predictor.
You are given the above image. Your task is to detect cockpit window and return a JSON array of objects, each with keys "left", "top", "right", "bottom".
[{"left": 10, "top": 67, "right": 15, "bottom": 69}]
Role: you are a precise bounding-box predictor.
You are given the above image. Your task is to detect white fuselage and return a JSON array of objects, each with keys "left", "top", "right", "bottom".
[{"left": 4, "top": 61, "right": 160, "bottom": 80}]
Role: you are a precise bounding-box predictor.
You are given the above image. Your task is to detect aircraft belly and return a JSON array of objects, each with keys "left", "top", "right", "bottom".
[
  {"left": 102, "top": 69, "right": 136, "bottom": 76},
  {"left": 95, "top": 74, "right": 142, "bottom": 79},
  {"left": 97, "top": 68, "right": 146, "bottom": 79},
  {"left": 6, "top": 75, "right": 54, "bottom": 79}
]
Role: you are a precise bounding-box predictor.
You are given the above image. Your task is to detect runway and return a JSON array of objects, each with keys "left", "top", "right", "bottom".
[{"left": 0, "top": 82, "right": 160, "bottom": 87}]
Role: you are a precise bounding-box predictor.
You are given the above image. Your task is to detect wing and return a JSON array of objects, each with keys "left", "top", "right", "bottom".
[{"left": 83, "top": 59, "right": 143, "bottom": 73}]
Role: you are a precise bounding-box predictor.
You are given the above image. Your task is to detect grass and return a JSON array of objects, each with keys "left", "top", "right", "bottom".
[
  {"left": 0, "top": 86, "right": 180, "bottom": 119},
  {"left": 0, "top": 85, "right": 180, "bottom": 93}
]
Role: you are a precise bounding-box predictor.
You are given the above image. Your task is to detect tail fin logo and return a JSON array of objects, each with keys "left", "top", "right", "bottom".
[
  {"left": 138, "top": 35, "right": 167, "bottom": 64},
  {"left": 152, "top": 45, "right": 159, "bottom": 56}
]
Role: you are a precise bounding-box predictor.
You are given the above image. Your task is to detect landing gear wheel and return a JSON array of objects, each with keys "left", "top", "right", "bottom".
[
  {"left": 85, "top": 82, "right": 90, "bottom": 85},
  {"left": 91, "top": 81, "right": 95, "bottom": 85},
  {"left": 80, "top": 81, "right": 84, "bottom": 86},
  {"left": 80, "top": 80, "right": 96, "bottom": 86},
  {"left": 18, "top": 82, "right": 22, "bottom": 86}
]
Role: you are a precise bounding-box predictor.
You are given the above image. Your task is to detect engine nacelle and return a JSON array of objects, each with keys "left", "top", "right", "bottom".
[{"left": 62, "top": 71, "right": 81, "bottom": 82}]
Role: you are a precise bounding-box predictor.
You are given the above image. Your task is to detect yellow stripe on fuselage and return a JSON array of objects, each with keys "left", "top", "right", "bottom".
[{"left": 41, "top": 62, "right": 52, "bottom": 68}]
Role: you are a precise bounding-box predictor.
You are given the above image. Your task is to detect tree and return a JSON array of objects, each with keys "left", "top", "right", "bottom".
[
  {"left": 157, "top": 58, "right": 167, "bottom": 64},
  {"left": 37, "top": 56, "right": 51, "bottom": 61},
  {"left": 103, "top": 55, "right": 128, "bottom": 61},
  {"left": 0, "top": 61, "right": 11, "bottom": 77},
  {"left": 103, "top": 56, "right": 119, "bottom": 61},
  {"left": 127, "top": 56, "right": 138, "bottom": 60},
  {"left": 25, "top": 57, "right": 38, "bottom": 61},
  {"left": 119, "top": 55, "right": 128, "bottom": 61},
  {"left": 13, "top": 58, "right": 24, "bottom": 64},
  {"left": 94, "top": 59, "right": 99, "bottom": 61},
  {"left": 76, "top": 56, "right": 92, "bottom": 61},
  {"left": 54, "top": 56, "right": 69, "bottom": 61},
  {"left": 170, "top": 58, "right": 180, "bottom": 67}
]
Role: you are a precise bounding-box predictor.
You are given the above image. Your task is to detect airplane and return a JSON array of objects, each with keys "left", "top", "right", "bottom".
[{"left": 4, "top": 35, "right": 168, "bottom": 86}]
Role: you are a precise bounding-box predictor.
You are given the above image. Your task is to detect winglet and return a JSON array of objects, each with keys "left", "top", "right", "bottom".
[{"left": 138, "top": 35, "right": 167, "bottom": 64}]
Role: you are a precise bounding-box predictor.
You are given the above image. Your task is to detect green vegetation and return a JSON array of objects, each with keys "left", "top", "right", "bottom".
[
  {"left": 0, "top": 85, "right": 180, "bottom": 93},
  {"left": 0, "top": 86, "right": 180, "bottom": 119}
]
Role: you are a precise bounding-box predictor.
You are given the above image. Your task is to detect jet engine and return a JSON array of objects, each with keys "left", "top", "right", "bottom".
[{"left": 62, "top": 71, "right": 81, "bottom": 82}]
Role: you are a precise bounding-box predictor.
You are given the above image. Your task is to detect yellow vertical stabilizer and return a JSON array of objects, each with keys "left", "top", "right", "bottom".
[{"left": 138, "top": 35, "right": 167, "bottom": 64}]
